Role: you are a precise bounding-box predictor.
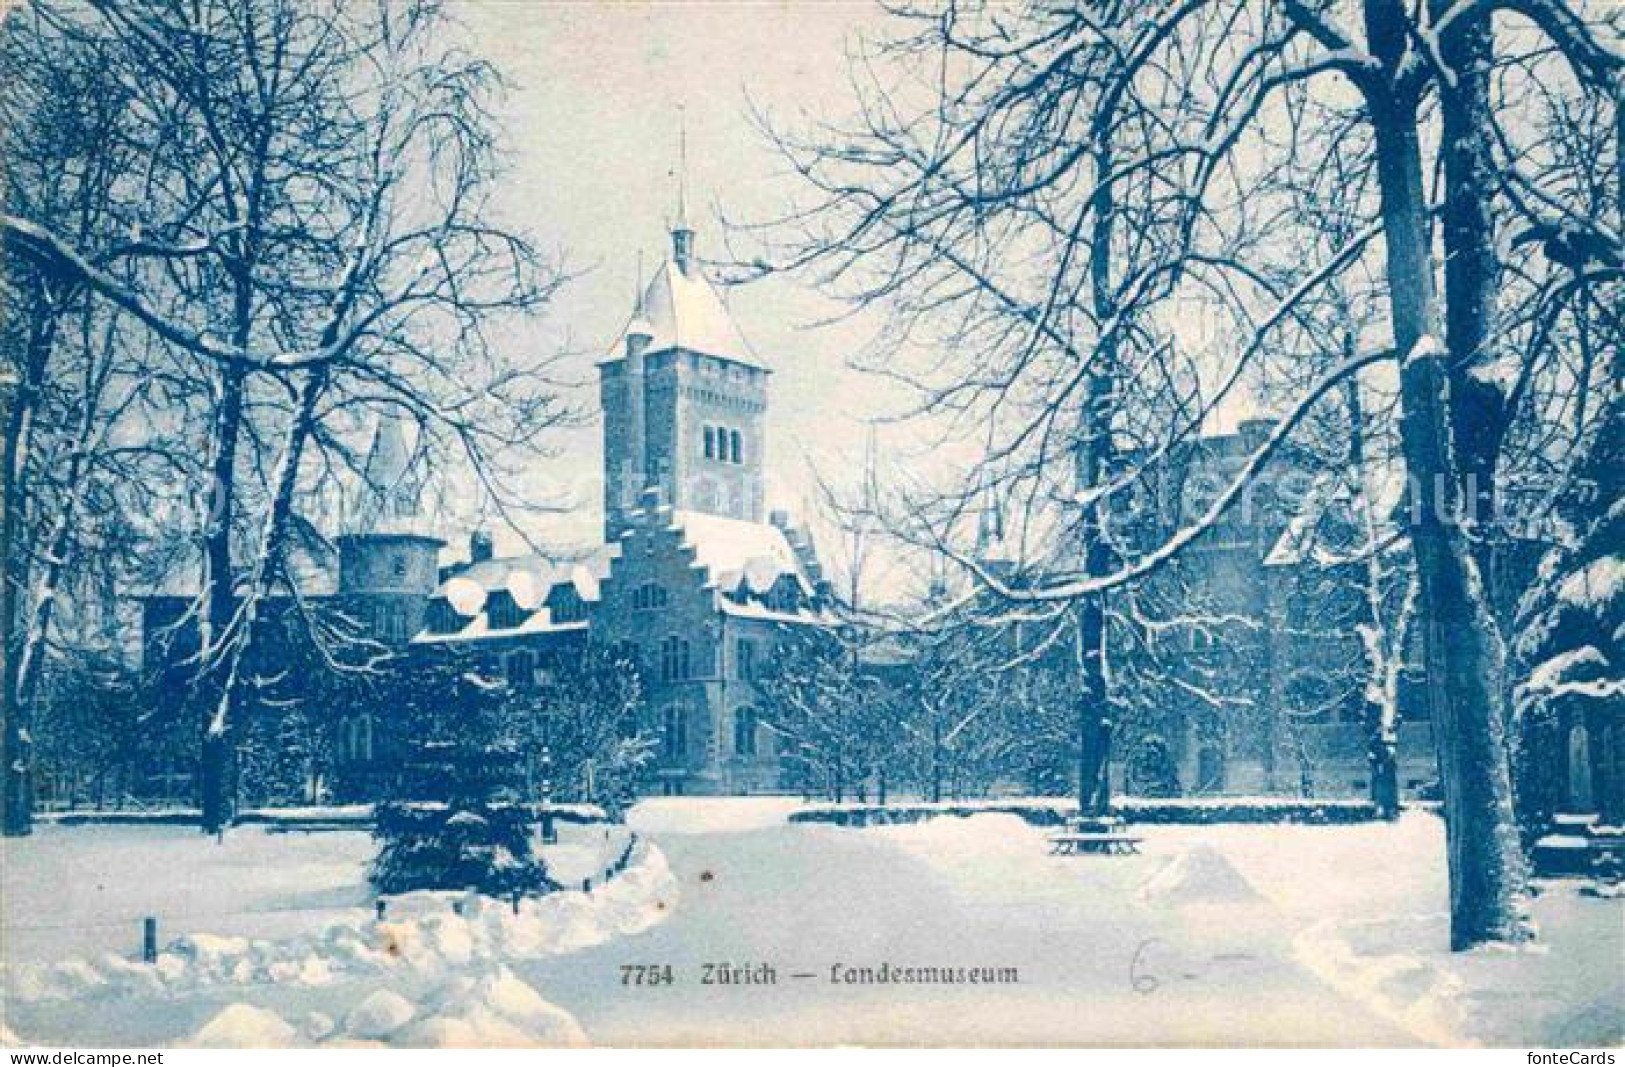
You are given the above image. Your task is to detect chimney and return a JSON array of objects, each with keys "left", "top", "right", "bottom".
[{"left": 469, "top": 529, "right": 494, "bottom": 564}]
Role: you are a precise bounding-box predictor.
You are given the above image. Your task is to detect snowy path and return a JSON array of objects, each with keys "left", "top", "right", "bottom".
[{"left": 509, "top": 800, "right": 1422, "bottom": 1046}]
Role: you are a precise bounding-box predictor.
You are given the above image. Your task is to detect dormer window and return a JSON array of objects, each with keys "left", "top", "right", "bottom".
[
  {"left": 427, "top": 598, "right": 465, "bottom": 635},
  {"left": 486, "top": 591, "right": 526, "bottom": 630},
  {"left": 765, "top": 578, "right": 798, "bottom": 614},
  {"left": 550, "top": 587, "right": 589, "bottom": 624}
]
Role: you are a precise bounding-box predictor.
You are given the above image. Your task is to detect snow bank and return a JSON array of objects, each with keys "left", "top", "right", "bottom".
[
  {"left": 1138, "top": 845, "right": 1263, "bottom": 906},
  {"left": 183, "top": 1003, "right": 300, "bottom": 1048},
  {"left": 185, "top": 967, "right": 587, "bottom": 1049},
  {"left": 11, "top": 842, "right": 677, "bottom": 1004},
  {"left": 1294, "top": 916, "right": 1468, "bottom": 1047}
]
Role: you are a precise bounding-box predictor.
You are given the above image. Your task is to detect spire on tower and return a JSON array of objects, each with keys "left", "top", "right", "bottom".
[
  {"left": 671, "top": 106, "right": 695, "bottom": 272},
  {"left": 351, "top": 408, "right": 426, "bottom": 534}
]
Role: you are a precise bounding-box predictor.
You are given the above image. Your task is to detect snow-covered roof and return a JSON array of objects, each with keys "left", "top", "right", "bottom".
[
  {"left": 418, "top": 544, "right": 618, "bottom": 643},
  {"left": 604, "top": 258, "right": 764, "bottom": 370},
  {"left": 411, "top": 615, "right": 590, "bottom": 646},
  {"left": 669, "top": 509, "right": 813, "bottom": 595},
  {"left": 718, "top": 597, "right": 837, "bottom": 626}
]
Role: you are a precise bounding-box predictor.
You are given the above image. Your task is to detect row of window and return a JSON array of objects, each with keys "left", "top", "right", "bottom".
[
  {"left": 659, "top": 706, "right": 762, "bottom": 760},
  {"left": 703, "top": 425, "right": 745, "bottom": 464},
  {"left": 631, "top": 583, "right": 669, "bottom": 611},
  {"left": 604, "top": 637, "right": 760, "bottom": 682}
]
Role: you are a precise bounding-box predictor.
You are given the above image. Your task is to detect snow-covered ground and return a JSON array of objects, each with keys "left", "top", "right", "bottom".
[
  {"left": 4, "top": 802, "right": 1620, "bottom": 1047},
  {"left": 2, "top": 821, "right": 668, "bottom": 1047}
]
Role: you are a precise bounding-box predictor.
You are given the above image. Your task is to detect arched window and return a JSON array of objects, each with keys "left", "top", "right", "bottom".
[
  {"left": 662, "top": 707, "right": 688, "bottom": 760},
  {"left": 733, "top": 707, "right": 758, "bottom": 757},
  {"left": 341, "top": 714, "right": 375, "bottom": 763},
  {"left": 729, "top": 429, "right": 742, "bottom": 464},
  {"left": 354, "top": 714, "right": 374, "bottom": 762},
  {"left": 703, "top": 425, "right": 716, "bottom": 460}
]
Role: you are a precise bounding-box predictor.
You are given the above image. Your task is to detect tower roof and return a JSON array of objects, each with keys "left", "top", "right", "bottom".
[
  {"left": 604, "top": 256, "right": 765, "bottom": 370},
  {"left": 349, "top": 410, "right": 437, "bottom": 538},
  {"left": 362, "top": 409, "right": 412, "bottom": 493}
]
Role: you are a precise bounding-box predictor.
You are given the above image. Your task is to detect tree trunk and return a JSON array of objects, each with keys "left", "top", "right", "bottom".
[
  {"left": 204, "top": 368, "right": 328, "bottom": 830},
  {"left": 1345, "top": 376, "right": 1402, "bottom": 820},
  {"left": 1073, "top": 129, "right": 1119, "bottom": 818},
  {"left": 1, "top": 310, "right": 55, "bottom": 837},
  {"left": 1370, "top": 734, "right": 1400, "bottom": 819},
  {"left": 1362, "top": 0, "right": 1529, "bottom": 949},
  {"left": 1075, "top": 605, "right": 1112, "bottom": 816},
  {"left": 1435, "top": 0, "right": 1509, "bottom": 606},
  {"left": 198, "top": 364, "right": 247, "bottom": 834}
]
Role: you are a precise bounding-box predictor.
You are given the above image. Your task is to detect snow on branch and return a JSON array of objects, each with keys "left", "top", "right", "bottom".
[{"left": 941, "top": 345, "right": 1396, "bottom": 605}]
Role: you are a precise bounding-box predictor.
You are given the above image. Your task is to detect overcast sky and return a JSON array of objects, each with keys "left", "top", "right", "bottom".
[{"left": 454, "top": 0, "right": 913, "bottom": 584}]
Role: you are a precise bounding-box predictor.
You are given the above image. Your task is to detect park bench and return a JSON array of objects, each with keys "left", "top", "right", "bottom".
[{"left": 1047, "top": 830, "right": 1143, "bottom": 856}]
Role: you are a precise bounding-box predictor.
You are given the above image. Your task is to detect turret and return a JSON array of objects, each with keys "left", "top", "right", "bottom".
[{"left": 337, "top": 412, "right": 444, "bottom": 642}]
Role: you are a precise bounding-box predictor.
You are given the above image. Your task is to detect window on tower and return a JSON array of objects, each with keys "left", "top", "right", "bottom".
[
  {"left": 729, "top": 430, "right": 742, "bottom": 464},
  {"left": 703, "top": 425, "right": 716, "bottom": 460}
]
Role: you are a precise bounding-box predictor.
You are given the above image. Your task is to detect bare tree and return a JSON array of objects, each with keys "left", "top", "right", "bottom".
[
  {"left": 761, "top": 0, "right": 1619, "bottom": 947},
  {"left": 2, "top": 0, "right": 567, "bottom": 833}
]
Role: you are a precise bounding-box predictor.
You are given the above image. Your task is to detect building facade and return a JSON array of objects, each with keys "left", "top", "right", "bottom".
[
  {"left": 134, "top": 214, "right": 832, "bottom": 801},
  {"left": 348, "top": 215, "right": 829, "bottom": 796}
]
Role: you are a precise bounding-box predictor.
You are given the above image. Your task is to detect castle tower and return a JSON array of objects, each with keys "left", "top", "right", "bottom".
[
  {"left": 337, "top": 411, "right": 444, "bottom": 642},
  {"left": 600, "top": 214, "right": 770, "bottom": 540}
]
